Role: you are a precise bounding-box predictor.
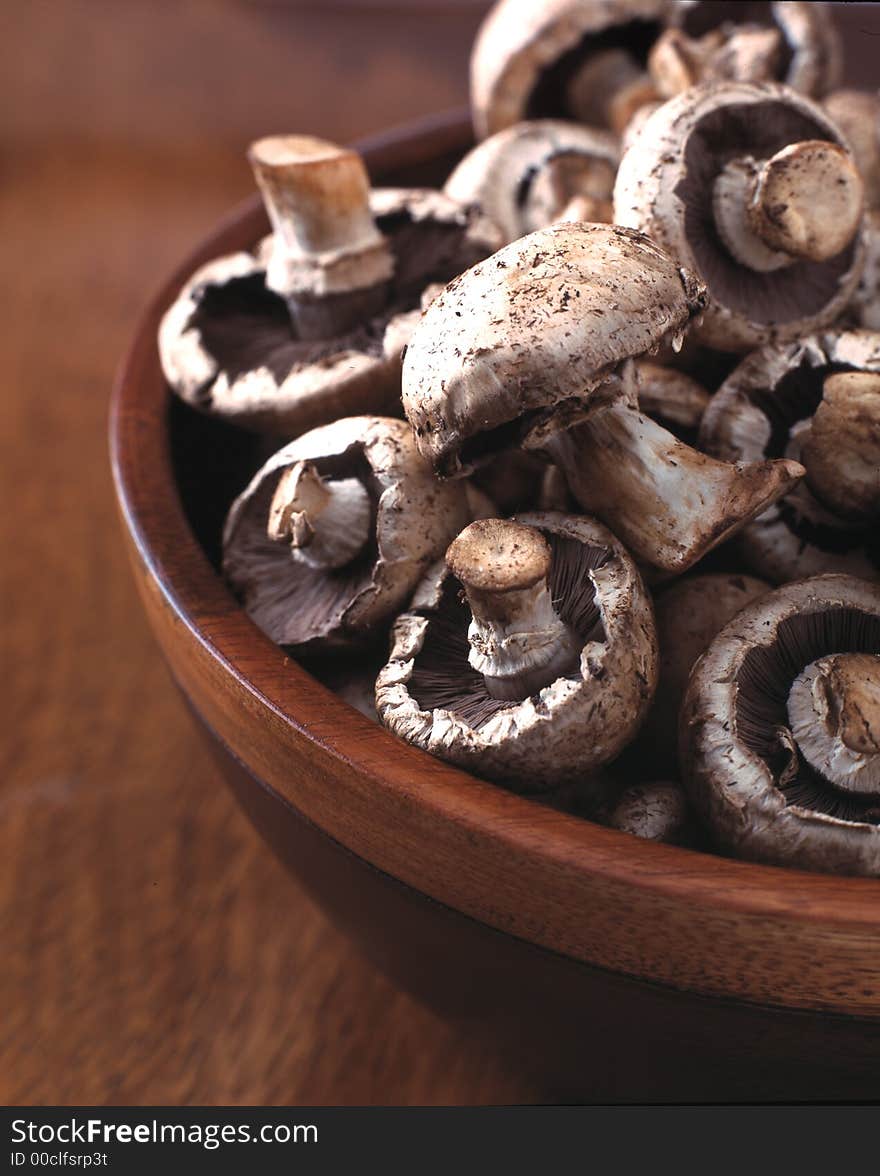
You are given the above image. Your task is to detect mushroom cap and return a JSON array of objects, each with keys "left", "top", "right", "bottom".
[
  {"left": 607, "top": 779, "right": 691, "bottom": 843},
  {"left": 851, "top": 208, "right": 880, "bottom": 332},
  {"left": 159, "top": 188, "right": 500, "bottom": 437},
  {"left": 636, "top": 571, "right": 771, "bottom": 770},
  {"left": 669, "top": 2, "right": 842, "bottom": 97},
  {"left": 222, "top": 415, "right": 472, "bottom": 648},
  {"left": 699, "top": 328, "right": 880, "bottom": 583},
  {"left": 614, "top": 81, "right": 865, "bottom": 351},
  {"left": 470, "top": 0, "right": 669, "bottom": 139},
  {"left": 402, "top": 222, "right": 706, "bottom": 478},
  {"left": 377, "top": 511, "right": 658, "bottom": 790},
  {"left": 635, "top": 359, "right": 711, "bottom": 440},
  {"left": 681, "top": 574, "right": 880, "bottom": 876},
  {"left": 444, "top": 119, "right": 619, "bottom": 244}
]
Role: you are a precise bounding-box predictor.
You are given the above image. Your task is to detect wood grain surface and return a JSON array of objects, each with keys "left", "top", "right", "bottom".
[{"left": 0, "top": 0, "right": 539, "bottom": 1106}]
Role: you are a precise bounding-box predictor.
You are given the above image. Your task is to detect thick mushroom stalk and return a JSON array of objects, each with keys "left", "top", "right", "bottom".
[
  {"left": 564, "top": 48, "right": 658, "bottom": 136},
  {"left": 800, "top": 371, "right": 880, "bottom": 521},
  {"left": 543, "top": 362, "right": 803, "bottom": 575},
  {"left": 267, "top": 461, "right": 371, "bottom": 571},
  {"left": 713, "top": 140, "right": 864, "bottom": 273},
  {"left": 445, "top": 520, "right": 580, "bottom": 701},
  {"left": 248, "top": 135, "right": 394, "bottom": 340},
  {"left": 788, "top": 654, "right": 880, "bottom": 797}
]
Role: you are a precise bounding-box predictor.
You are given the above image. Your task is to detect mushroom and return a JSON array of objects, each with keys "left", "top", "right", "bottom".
[
  {"left": 699, "top": 329, "right": 880, "bottom": 583},
  {"left": 823, "top": 89, "right": 880, "bottom": 210},
  {"left": 470, "top": 0, "right": 667, "bottom": 140},
  {"left": 634, "top": 571, "right": 771, "bottom": 771},
  {"left": 851, "top": 210, "right": 880, "bottom": 332},
  {"left": 222, "top": 416, "right": 472, "bottom": 649},
  {"left": 648, "top": 22, "right": 786, "bottom": 97},
  {"left": 403, "top": 221, "right": 801, "bottom": 575},
  {"left": 376, "top": 513, "right": 658, "bottom": 791},
  {"left": 606, "top": 780, "right": 693, "bottom": 844},
  {"left": 402, "top": 222, "right": 706, "bottom": 478},
  {"left": 657, "top": 3, "right": 842, "bottom": 98},
  {"left": 681, "top": 574, "right": 880, "bottom": 875},
  {"left": 615, "top": 81, "right": 866, "bottom": 351},
  {"left": 444, "top": 119, "right": 618, "bottom": 244},
  {"left": 159, "top": 135, "right": 500, "bottom": 436}
]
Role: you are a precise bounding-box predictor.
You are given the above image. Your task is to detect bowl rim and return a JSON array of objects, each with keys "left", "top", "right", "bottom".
[{"left": 110, "top": 109, "right": 880, "bottom": 1018}]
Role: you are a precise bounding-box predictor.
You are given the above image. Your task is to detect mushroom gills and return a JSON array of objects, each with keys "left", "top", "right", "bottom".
[
  {"left": 409, "top": 530, "right": 608, "bottom": 727},
  {"left": 736, "top": 605, "right": 880, "bottom": 822}
]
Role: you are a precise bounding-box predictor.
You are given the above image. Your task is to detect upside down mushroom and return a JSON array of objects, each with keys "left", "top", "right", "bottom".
[
  {"left": 700, "top": 329, "right": 880, "bottom": 583},
  {"left": 222, "top": 416, "right": 471, "bottom": 649},
  {"left": 615, "top": 81, "right": 866, "bottom": 351},
  {"left": 159, "top": 135, "right": 499, "bottom": 436},
  {"left": 681, "top": 575, "right": 880, "bottom": 876},
  {"left": 444, "top": 119, "right": 619, "bottom": 243},
  {"left": 377, "top": 514, "right": 658, "bottom": 792}
]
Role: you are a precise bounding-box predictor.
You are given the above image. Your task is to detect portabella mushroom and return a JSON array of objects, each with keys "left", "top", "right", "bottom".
[
  {"left": 681, "top": 574, "right": 880, "bottom": 876},
  {"left": 700, "top": 329, "right": 880, "bottom": 583},
  {"left": 655, "top": 3, "right": 842, "bottom": 98},
  {"left": 159, "top": 134, "right": 500, "bottom": 436},
  {"left": 470, "top": 0, "right": 667, "bottom": 140},
  {"left": 222, "top": 416, "right": 472, "bottom": 649},
  {"left": 615, "top": 81, "right": 866, "bottom": 351},
  {"left": 376, "top": 513, "right": 658, "bottom": 791},
  {"left": 444, "top": 119, "right": 618, "bottom": 244},
  {"left": 402, "top": 222, "right": 802, "bottom": 575}
]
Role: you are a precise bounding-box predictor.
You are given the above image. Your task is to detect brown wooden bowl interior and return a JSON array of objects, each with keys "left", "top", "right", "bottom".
[{"left": 110, "top": 109, "right": 880, "bottom": 1021}]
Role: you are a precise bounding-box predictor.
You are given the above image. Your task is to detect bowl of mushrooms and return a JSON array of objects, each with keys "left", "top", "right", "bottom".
[{"left": 111, "top": 2, "right": 880, "bottom": 1102}]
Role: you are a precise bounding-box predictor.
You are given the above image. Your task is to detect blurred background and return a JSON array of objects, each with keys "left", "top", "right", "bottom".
[{"left": 0, "top": 1, "right": 876, "bottom": 1105}]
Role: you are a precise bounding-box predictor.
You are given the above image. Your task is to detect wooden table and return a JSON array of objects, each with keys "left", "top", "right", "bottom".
[{"left": 0, "top": 0, "right": 536, "bottom": 1106}]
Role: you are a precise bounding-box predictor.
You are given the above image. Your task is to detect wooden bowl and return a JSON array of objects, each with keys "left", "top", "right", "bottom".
[{"left": 110, "top": 111, "right": 880, "bottom": 1102}]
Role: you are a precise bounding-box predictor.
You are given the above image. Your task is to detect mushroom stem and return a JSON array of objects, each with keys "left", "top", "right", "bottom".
[
  {"left": 713, "top": 140, "right": 864, "bottom": 273},
  {"left": 445, "top": 519, "right": 580, "bottom": 701},
  {"left": 800, "top": 371, "right": 880, "bottom": 521},
  {"left": 249, "top": 135, "right": 395, "bottom": 340},
  {"left": 544, "top": 387, "right": 804, "bottom": 574},
  {"left": 565, "top": 48, "right": 658, "bottom": 136},
  {"left": 523, "top": 152, "right": 615, "bottom": 231},
  {"left": 787, "top": 653, "right": 880, "bottom": 796},
  {"left": 267, "top": 461, "right": 372, "bottom": 570}
]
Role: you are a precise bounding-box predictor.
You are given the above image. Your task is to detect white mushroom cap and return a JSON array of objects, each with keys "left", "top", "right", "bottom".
[
  {"left": 377, "top": 511, "right": 658, "bottom": 791},
  {"left": 699, "top": 329, "right": 880, "bottom": 583},
  {"left": 444, "top": 119, "right": 618, "bottom": 244},
  {"left": 402, "top": 222, "right": 706, "bottom": 478},
  {"left": 159, "top": 187, "right": 499, "bottom": 437},
  {"left": 222, "top": 416, "right": 472, "bottom": 648},
  {"left": 614, "top": 81, "right": 866, "bottom": 351},
  {"left": 470, "top": 0, "right": 668, "bottom": 139},
  {"left": 800, "top": 371, "right": 880, "bottom": 521},
  {"left": 681, "top": 575, "right": 880, "bottom": 876}
]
